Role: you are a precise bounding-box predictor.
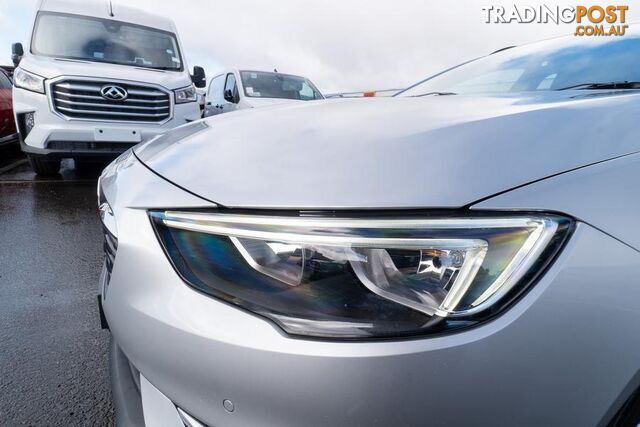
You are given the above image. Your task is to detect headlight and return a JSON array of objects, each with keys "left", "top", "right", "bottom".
[
  {"left": 13, "top": 68, "right": 45, "bottom": 94},
  {"left": 150, "top": 211, "right": 572, "bottom": 339},
  {"left": 174, "top": 85, "right": 197, "bottom": 104}
]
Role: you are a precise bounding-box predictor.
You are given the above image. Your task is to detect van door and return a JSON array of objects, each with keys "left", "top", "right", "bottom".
[
  {"left": 222, "top": 73, "right": 239, "bottom": 114},
  {"left": 204, "top": 74, "right": 224, "bottom": 117}
]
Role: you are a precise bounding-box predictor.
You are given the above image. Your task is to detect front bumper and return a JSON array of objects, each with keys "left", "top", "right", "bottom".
[
  {"left": 13, "top": 87, "right": 200, "bottom": 158},
  {"left": 110, "top": 338, "right": 145, "bottom": 427},
  {"left": 103, "top": 205, "right": 640, "bottom": 426},
  {"left": 110, "top": 341, "right": 207, "bottom": 427}
]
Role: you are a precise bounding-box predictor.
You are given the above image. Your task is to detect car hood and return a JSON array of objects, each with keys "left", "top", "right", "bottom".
[
  {"left": 135, "top": 91, "right": 640, "bottom": 209},
  {"left": 19, "top": 55, "right": 191, "bottom": 90}
]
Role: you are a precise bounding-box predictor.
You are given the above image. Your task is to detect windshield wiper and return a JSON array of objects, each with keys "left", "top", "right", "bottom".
[
  {"left": 557, "top": 81, "right": 640, "bottom": 91},
  {"left": 143, "top": 66, "right": 178, "bottom": 71},
  {"left": 411, "top": 91, "right": 457, "bottom": 97}
]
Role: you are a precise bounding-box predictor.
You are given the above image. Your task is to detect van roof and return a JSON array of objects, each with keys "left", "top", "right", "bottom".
[{"left": 38, "top": 0, "right": 177, "bottom": 32}]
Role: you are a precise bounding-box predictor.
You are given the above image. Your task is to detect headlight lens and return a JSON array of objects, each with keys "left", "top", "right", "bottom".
[
  {"left": 150, "top": 211, "right": 572, "bottom": 339},
  {"left": 174, "top": 85, "right": 197, "bottom": 104},
  {"left": 13, "top": 68, "right": 45, "bottom": 94}
]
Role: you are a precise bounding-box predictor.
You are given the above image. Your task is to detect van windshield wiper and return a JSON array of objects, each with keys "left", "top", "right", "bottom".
[
  {"left": 557, "top": 81, "right": 640, "bottom": 90},
  {"left": 411, "top": 91, "right": 457, "bottom": 97},
  {"left": 141, "top": 66, "right": 179, "bottom": 71}
]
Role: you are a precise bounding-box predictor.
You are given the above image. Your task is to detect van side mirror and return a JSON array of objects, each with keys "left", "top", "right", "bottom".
[
  {"left": 11, "top": 43, "right": 24, "bottom": 67},
  {"left": 191, "top": 66, "right": 206, "bottom": 88},
  {"left": 224, "top": 89, "right": 237, "bottom": 103}
]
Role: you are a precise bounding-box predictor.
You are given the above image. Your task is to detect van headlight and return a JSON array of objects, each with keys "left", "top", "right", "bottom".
[
  {"left": 13, "top": 68, "right": 45, "bottom": 94},
  {"left": 150, "top": 211, "right": 572, "bottom": 339},
  {"left": 174, "top": 85, "right": 197, "bottom": 104}
]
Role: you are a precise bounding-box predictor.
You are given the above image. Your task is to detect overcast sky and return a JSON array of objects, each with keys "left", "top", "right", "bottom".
[{"left": 1, "top": 1, "right": 638, "bottom": 92}]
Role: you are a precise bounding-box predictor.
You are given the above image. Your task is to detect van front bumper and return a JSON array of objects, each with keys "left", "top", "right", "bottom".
[
  {"left": 103, "top": 206, "right": 640, "bottom": 427},
  {"left": 13, "top": 87, "right": 200, "bottom": 158},
  {"left": 19, "top": 137, "right": 140, "bottom": 159}
]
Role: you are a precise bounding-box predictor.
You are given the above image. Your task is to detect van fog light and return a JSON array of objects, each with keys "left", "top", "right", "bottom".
[{"left": 23, "top": 112, "right": 35, "bottom": 138}]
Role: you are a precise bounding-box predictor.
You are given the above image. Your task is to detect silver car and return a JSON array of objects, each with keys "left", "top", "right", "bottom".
[{"left": 98, "top": 30, "right": 640, "bottom": 426}]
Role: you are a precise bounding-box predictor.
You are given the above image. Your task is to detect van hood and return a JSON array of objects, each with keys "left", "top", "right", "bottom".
[
  {"left": 244, "top": 97, "right": 305, "bottom": 108},
  {"left": 135, "top": 91, "right": 640, "bottom": 209},
  {"left": 19, "top": 55, "right": 191, "bottom": 90}
]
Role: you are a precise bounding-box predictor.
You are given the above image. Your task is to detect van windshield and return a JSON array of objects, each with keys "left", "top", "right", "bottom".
[
  {"left": 31, "top": 12, "right": 182, "bottom": 71},
  {"left": 240, "top": 71, "right": 324, "bottom": 100}
]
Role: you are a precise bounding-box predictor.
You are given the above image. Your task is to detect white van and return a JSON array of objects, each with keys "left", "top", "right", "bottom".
[
  {"left": 11, "top": 0, "right": 205, "bottom": 175},
  {"left": 203, "top": 69, "right": 323, "bottom": 117}
]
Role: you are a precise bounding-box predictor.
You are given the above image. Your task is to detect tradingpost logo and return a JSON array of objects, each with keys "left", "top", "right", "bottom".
[{"left": 482, "top": 5, "right": 629, "bottom": 36}]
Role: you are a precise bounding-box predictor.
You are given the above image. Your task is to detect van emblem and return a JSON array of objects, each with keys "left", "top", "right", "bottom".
[{"left": 101, "top": 85, "right": 128, "bottom": 101}]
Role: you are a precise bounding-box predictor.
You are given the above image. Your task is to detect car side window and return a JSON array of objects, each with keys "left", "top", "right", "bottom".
[
  {"left": 0, "top": 71, "right": 11, "bottom": 89},
  {"left": 224, "top": 73, "right": 238, "bottom": 103}
]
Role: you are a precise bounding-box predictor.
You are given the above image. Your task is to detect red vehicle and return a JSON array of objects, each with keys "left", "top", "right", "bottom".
[{"left": 0, "top": 68, "right": 17, "bottom": 147}]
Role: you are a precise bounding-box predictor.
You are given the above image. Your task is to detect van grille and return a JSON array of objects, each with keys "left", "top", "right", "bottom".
[{"left": 51, "top": 79, "right": 172, "bottom": 123}]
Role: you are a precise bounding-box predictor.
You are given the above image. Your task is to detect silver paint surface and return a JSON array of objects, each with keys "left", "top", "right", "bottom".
[
  {"left": 136, "top": 91, "right": 640, "bottom": 209},
  {"left": 100, "top": 89, "right": 640, "bottom": 426}
]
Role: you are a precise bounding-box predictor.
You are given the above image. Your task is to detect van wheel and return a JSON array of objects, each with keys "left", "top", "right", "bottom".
[{"left": 27, "top": 155, "right": 61, "bottom": 176}]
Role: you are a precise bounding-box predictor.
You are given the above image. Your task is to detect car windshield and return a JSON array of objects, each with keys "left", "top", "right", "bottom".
[
  {"left": 240, "top": 71, "right": 323, "bottom": 100},
  {"left": 399, "top": 32, "right": 640, "bottom": 96},
  {"left": 31, "top": 12, "right": 182, "bottom": 71}
]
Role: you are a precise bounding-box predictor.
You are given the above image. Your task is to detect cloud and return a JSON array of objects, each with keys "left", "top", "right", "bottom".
[
  {"left": 0, "top": 0, "right": 38, "bottom": 60},
  {"left": 1, "top": 0, "right": 639, "bottom": 92}
]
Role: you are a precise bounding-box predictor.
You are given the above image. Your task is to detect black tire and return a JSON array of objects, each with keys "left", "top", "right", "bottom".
[{"left": 27, "top": 155, "right": 61, "bottom": 176}]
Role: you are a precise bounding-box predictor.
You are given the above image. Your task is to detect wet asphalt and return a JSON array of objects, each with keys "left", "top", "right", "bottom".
[{"left": 0, "top": 147, "right": 115, "bottom": 426}]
